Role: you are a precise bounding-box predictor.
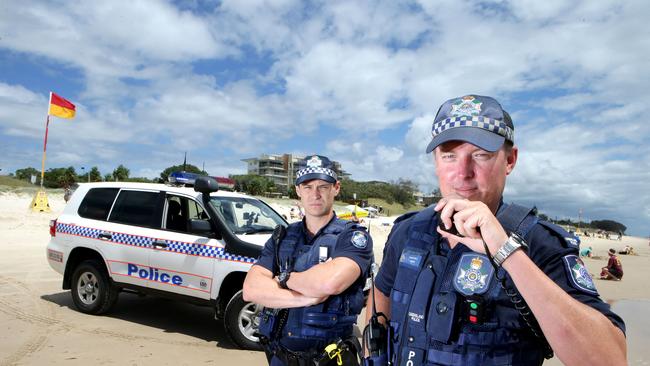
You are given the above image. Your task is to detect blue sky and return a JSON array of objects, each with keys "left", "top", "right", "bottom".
[{"left": 0, "top": 0, "right": 648, "bottom": 236}]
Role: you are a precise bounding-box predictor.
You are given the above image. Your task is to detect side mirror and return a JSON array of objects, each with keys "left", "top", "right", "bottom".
[
  {"left": 194, "top": 177, "right": 219, "bottom": 194},
  {"left": 189, "top": 219, "right": 214, "bottom": 236}
]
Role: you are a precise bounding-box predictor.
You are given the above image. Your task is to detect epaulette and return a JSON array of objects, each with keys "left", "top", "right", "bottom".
[{"left": 393, "top": 210, "right": 420, "bottom": 225}]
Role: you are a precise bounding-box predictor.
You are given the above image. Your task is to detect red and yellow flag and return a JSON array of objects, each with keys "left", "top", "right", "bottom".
[{"left": 48, "top": 92, "right": 76, "bottom": 119}]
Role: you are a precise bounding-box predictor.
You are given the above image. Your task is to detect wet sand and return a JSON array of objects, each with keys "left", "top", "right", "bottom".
[{"left": 1, "top": 190, "right": 648, "bottom": 365}]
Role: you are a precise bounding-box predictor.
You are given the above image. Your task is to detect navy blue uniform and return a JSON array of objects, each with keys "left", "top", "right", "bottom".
[
  {"left": 256, "top": 216, "right": 373, "bottom": 281},
  {"left": 256, "top": 215, "right": 373, "bottom": 365},
  {"left": 375, "top": 205, "right": 625, "bottom": 365}
]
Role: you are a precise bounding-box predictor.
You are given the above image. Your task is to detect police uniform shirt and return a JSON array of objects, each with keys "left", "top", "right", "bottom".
[
  {"left": 375, "top": 213, "right": 626, "bottom": 335},
  {"left": 256, "top": 214, "right": 374, "bottom": 283}
]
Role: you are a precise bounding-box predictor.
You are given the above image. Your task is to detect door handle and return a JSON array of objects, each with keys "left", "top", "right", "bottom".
[
  {"left": 98, "top": 232, "right": 112, "bottom": 240},
  {"left": 152, "top": 240, "right": 168, "bottom": 248}
]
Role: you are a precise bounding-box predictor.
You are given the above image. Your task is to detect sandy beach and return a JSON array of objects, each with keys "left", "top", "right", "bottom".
[{"left": 0, "top": 189, "right": 648, "bottom": 365}]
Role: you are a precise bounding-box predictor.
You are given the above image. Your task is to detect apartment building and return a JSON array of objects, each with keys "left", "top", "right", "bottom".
[{"left": 242, "top": 154, "right": 346, "bottom": 193}]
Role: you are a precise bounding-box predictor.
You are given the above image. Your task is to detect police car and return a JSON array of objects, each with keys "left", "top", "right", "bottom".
[{"left": 46, "top": 176, "right": 286, "bottom": 350}]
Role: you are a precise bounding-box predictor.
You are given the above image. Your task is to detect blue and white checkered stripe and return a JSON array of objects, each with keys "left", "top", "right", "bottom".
[
  {"left": 57, "top": 223, "right": 102, "bottom": 238},
  {"left": 296, "top": 167, "right": 337, "bottom": 180},
  {"left": 56, "top": 223, "right": 256, "bottom": 264},
  {"left": 433, "top": 116, "right": 514, "bottom": 141}
]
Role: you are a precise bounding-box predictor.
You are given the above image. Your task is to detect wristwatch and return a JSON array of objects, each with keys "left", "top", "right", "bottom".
[
  {"left": 277, "top": 271, "right": 290, "bottom": 289},
  {"left": 492, "top": 232, "right": 529, "bottom": 267}
]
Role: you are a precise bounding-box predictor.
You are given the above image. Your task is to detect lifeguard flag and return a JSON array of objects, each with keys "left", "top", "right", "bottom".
[{"left": 49, "top": 92, "right": 76, "bottom": 119}]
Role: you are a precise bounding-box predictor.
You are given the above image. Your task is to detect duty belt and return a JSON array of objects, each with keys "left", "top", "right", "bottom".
[{"left": 270, "top": 346, "right": 320, "bottom": 366}]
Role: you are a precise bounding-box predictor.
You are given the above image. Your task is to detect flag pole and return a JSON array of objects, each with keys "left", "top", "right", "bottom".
[
  {"left": 40, "top": 92, "right": 52, "bottom": 188},
  {"left": 31, "top": 93, "right": 53, "bottom": 212}
]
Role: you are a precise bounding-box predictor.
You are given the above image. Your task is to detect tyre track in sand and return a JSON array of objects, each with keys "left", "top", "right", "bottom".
[{"left": 0, "top": 275, "right": 214, "bottom": 366}]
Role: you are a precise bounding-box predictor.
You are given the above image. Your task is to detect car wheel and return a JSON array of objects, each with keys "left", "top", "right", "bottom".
[
  {"left": 70, "top": 259, "right": 118, "bottom": 315},
  {"left": 224, "top": 290, "right": 263, "bottom": 350}
]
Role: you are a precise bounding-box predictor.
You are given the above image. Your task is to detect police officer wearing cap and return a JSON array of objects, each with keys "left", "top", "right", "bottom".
[
  {"left": 244, "top": 155, "right": 373, "bottom": 366},
  {"left": 366, "top": 95, "right": 626, "bottom": 365}
]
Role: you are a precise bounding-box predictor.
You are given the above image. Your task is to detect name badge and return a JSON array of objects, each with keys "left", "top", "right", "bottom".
[{"left": 319, "top": 246, "right": 328, "bottom": 262}]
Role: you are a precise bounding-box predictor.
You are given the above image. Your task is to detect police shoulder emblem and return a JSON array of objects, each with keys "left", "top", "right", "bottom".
[
  {"left": 306, "top": 156, "right": 322, "bottom": 168},
  {"left": 351, "top": 231, "right": 367, "bottom": 249},
  {"left": 453, "top": 253, "right": 494, "bottom": 295},
  {"left": 451, "top": 95, "right": 482, "bottom": 117},
  {"left": 563, "top": 255, "right": 598, "bottom": 295}
]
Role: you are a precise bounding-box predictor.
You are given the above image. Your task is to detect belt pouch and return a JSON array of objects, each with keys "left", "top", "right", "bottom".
[{"left": 426, "top": 292, "right": 457, "bottom": 343}]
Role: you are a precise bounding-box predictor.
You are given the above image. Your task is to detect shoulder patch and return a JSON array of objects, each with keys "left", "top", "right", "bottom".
[
  {"left": 351, "top": 231, "right": 368, "bottom": 249},
  {"left": 563, "top": 255, "right": 598, "bottom": 295}
]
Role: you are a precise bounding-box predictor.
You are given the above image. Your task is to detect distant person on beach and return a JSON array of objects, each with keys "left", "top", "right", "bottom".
[
  {"left": 350, "top": 210, "right": 363, "bottom": 224},
  {"left": 618, "top": 245, "right": 633, "bottom": 255},
  {"left": 601, "top": 248, "right": 624, "bottom": 280},
  {"left": 368, "top": 94, "right": 626, "bottom": 365},
  {"left": 580, "top": 246, "right": 593, "bottom": 257},
  {"left": 64, "top": 186, "right": 72, "bottom": 202}
]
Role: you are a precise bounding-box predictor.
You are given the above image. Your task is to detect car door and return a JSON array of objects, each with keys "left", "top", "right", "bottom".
[
  {"left": 147, "top": 193, "right": 217, "bottom": 300},
  {"left": 101, "top": 188, "right": 163, "bottom": 289}
]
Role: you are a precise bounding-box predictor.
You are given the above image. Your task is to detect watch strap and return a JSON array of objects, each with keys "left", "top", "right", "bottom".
[
  {"left": 493, "top": 233, "right": 527, "bottom": 267},
  {"left": 278, "top": 272, "right": 290, "bottom": 289}
]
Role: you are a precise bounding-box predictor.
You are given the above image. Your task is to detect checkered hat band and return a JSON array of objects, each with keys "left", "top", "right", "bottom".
[
  {"left": 432, "top": 116, "right": 514, "bottom": 141},
  {"left": 296, "top": 167, "right": 337, "bottom": 180}
]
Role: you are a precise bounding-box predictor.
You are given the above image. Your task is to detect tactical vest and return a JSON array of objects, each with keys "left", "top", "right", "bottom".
[
  {"left": 389, "top": 203, "right": 560, "bottom": 366},
  {"left": 259, "top": 218, "right": 367, "bottom": 351}
]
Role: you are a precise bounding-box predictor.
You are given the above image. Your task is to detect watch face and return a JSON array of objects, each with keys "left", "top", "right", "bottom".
[{"left": 278, "top": 272, "right": 288, "bottom": 281}]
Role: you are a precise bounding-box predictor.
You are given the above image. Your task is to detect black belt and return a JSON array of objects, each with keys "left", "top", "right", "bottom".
[
  {"left": 267, "top": 337, "right": 361, "bottom": 366},
  {"left": 271, "top": 347, "right": 319, "bottom": 366}
]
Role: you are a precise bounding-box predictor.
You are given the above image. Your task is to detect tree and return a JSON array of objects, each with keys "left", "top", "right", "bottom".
[
  {"left": 104, "top": 173, "right": 113, "bottom": 182},
  {"left": 390, "top": 179, "right": 417, "bottom": 206},
  {"left": 159, "top": 164, "right": 207, "bottom": 183},
  {"left": 112, "top": 165, "right": 130, "bottom": 181},
  {"left": 89, "top": 166, "right": 102, "bottom": 182},
  {"left": 230, "top": 174, "right": 275, "bottom": 196},
  {"left": 15, "top": 167, "right": 39, "bottom": 182},
  {"left": 43, "top": 166, "right": 77, "bottom": 188},
  {"left": 590, "top": 220, "right": 627, "bottom": 234}
]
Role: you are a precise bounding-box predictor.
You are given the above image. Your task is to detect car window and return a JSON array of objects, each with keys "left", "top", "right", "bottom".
[
  {"left": 165, "top": 195, "right": 208, "bottom": 233},
  {"left": 77, "top": 188, "right": 119, "bottom": 221},
  {"left": 109, "top": 190, "right": 161, "bottom": 228},
  {"left": 209, "top": 196, "right": 285, "bottom": 234}
]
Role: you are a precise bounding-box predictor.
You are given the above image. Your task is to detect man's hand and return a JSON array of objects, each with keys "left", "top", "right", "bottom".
[{"left": 435, "top": 198, "right": 508, "bottom": 255}]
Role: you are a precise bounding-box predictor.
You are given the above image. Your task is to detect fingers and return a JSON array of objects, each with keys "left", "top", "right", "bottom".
[
  {"left": 435, "top": 198, "right": 469, "bottom": 232},
  {"left": 435, "top": 198, "right": 506, "bottom": 252}
]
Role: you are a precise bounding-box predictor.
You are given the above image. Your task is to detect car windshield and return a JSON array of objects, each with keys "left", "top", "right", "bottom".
[{"left": 209, "top": 196, "right": 286, "bottom": 234}]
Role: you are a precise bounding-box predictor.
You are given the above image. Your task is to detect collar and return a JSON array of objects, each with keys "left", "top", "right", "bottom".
[{"left": 302, "top": 211, "right": 338, "bottom": 243}]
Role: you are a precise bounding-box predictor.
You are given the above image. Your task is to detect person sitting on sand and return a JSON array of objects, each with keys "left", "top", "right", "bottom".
[
  {"left": 580, "top": 246, "right": 593, "bottom": 258},
  {"left": 600, "top": 248, "right": 624, "bottom": 280},
  {"left": 618, "top": 245, "right": 634, "bottom": 255}
]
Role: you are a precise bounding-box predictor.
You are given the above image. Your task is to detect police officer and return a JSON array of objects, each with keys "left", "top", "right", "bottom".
[
  {"left": 367, "top": 95, "right": 626, "bottom": 365},
  {"left": 244, "top": 154, "right": 373, "bottom": 366}
]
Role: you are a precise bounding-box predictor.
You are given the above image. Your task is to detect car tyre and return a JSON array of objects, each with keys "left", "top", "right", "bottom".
[
  {"left": 70, "top": 259, "right": 118, "bottom": 315},
  {"left": 224, "top": 290, "right": 263, "bottom": 350}
]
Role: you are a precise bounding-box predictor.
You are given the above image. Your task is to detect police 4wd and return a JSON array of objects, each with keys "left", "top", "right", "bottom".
[{"left": 46, "top": 176, "right": 286, "bottom": 350}]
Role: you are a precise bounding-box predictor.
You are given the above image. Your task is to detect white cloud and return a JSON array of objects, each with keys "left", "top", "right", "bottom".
[{"left": 1, "top": 0, "right": 649, "bottom": 234}]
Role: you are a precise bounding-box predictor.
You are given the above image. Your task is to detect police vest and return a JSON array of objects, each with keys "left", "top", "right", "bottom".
[
  {"left": 259, "top": 218, "right": 367, "bottom": 349},
  {"left": 389, "top": 204, "right": 567, "bottom": 366}
]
